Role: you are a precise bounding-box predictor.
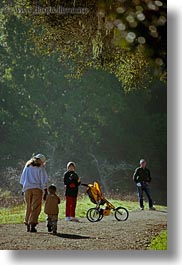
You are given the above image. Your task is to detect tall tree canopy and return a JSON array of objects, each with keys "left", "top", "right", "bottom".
[{"left": 1, "top": 0, "right": 167, "bottom": 91}]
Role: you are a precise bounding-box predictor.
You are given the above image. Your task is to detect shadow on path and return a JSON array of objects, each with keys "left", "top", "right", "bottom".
[{"left": 52, "top": 233, "right": 92, "bottom": 239}]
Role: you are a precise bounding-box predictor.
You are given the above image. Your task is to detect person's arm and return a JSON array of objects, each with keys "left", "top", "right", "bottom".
[
  {"left": 72, "top": 172, "right": 81, "bottom": 186},
  {"left": 133, "top": 168, "right": 139, "bottom": 183},
  {"left": 20, "top": 166, "right": 26, "bottom": 185},
  {"left": 40, "top": 167, "right": 48, "bottom": 189},
  {"left": 40, "top": 167, "right": 48, "bottom": 200},
  {"left": 64, "top": 172, "right": 70, "bottom": 185},
  {"left": 77, "top": 176, "right": 81, "bottom": 186}
]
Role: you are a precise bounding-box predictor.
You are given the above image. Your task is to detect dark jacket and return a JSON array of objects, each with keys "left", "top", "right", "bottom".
[
  {"left": 133, "top": 167, "right": 151, "bottom": 184},
  {"left": 64, "top": 170, "right": 80, "bottom": 197}
]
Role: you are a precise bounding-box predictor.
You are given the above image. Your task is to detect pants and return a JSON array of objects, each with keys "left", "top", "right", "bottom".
[
  {"left": 65, "top": 196, "right": 77, "bottom": 217},
  {"left": 47, "top": 214, "right": 58, "bottom": 232},
  {"left": 24, "top": 188, "right": 43, "bottom": 225},
  {"left": 137, "top": 184, "right": 153, "bottom": 208}
]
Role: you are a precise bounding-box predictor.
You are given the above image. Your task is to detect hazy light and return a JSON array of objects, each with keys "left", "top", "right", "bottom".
[
  {"left": 155, "top": 58, "right": 164, "bottom": 66},
  {"left": 117, "top": 22, "right": 126, "bottom": 31},
  {"left": 136, "top": 12, "right": 145, "bottom": 21},
  {"left": 149, "top": 25, "right": 157, "bottom": 33},
  {"left": 150, "top": 31, "right": 159, "bottom": 38},
  {"left": 126, "top": 32, "right": 136, "bottom": 43},
  {"left": 138, "top": 36, "right": 146, "bottom": 44},
  {"left": 148, "top": 3, "right": 157, "bottom": 10},
  {"left": 116, "top": 7, "right": 126, "bottom": 14},
  {"left": 136, "top": 5, "right": 143, "bottom": 12},
  {"left": 157, "top": 16, "right": 167, "bottom": 26},
  {"left": 126, "top": 15, "right": 135, "bottom": 23},
  {"left": 154, "top": 1, "right": 163, "bottom": 7}
]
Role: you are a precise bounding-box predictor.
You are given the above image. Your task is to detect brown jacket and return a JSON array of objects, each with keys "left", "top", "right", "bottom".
[{"left": 44, "top": 194, "right": 60, "bottom": 215}]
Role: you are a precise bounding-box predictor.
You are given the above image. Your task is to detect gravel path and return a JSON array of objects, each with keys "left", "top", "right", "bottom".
[{"left": 0, "top": 209, "right": 167, "bottom": 250}]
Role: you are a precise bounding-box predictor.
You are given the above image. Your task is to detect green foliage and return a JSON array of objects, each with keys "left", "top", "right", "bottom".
[
  {"left": 1, "top": 0, "right": 166, "bottom": 91},
  {"left": 149, "top": 230, "right": 167, "bottom": 250},
  {"left": 0, "top": 9, "right": 166, "bottom": 204}
]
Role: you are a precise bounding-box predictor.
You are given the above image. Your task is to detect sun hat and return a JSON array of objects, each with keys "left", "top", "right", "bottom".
[
  {"left": 34, "top": 153, "right": 46, "bottom": 163},
  {"left": 140, "top": 159, "right": 145, "bottom": 165},
  {"left": 67, "top": 161, "right": 76, "bottom": 170}
]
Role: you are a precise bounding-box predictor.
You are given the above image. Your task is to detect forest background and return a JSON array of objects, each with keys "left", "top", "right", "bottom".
[{"left": 0, "top": 0, "right": 167, "bottom": 205}]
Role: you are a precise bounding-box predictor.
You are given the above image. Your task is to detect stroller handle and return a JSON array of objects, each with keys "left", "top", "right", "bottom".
[{"left": 81, "top": 183, "right": 88, "bottom": 187}]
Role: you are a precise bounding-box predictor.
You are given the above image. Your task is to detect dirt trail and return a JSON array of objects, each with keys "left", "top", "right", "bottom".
[{"left": 0, "top": 209, "right": 167, "bottom": 250}]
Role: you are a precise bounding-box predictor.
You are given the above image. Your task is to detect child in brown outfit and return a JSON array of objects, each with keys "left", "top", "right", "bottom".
[{"left": 44, "top": 184, "right": 60, "bottom": 234}]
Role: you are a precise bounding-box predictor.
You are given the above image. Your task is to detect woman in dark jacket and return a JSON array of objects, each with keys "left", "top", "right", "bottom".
[{"left": 63, "top": 162, "right": 81, "bottom": 221}]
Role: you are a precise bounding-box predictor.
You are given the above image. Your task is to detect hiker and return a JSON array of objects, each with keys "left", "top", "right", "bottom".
[
  {"left": 133, "top": 159, "right": 155, "bottom": 210},
  {"left": 20, "top": 153, "right": 48, "bottom": 232},
  {"left": 44, "top": 184, "right": 60, "bottom": 234},
  {"left": 63, "top": 162, "right": 81, "bottom": 221}
]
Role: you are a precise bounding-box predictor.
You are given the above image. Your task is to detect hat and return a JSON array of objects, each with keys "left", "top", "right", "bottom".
[
  {"left": 34, "top": 154, "right": 46, "bottom": 163},
  {"left": 140, "top": 159, "right": 145, "bottom": 165},
  {"left": 67, "top": 161, "right": 76, "bottom": 170}
]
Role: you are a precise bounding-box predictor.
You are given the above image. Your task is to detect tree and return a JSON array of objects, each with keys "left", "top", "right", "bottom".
[
  {"left": 1, "top": 0, "right": 167, "bottom": 91},
  {"left": 0, "top": 9, "right": 166, "bottom": 203}
]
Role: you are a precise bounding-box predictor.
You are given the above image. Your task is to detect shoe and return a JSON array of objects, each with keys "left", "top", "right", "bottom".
[
  {"left": 65, "top": 217, "right": 71, "bottom": 221},
  {"left": 30, "top": 224, "right": 37, "bottom": 232},
  {"left": 47, "top": 225, "right": 52, "bottom": 232},
  {"left": 140, "top": 207, "right": 144, "bottom": 210},
  {"left": 149, "top": 207, "right": 156, "bottom": 211},
  {"left": 52, "top": 230, "right": 57, "bottom": 235},
  {"left": 24, "top": 222, "right": 30, "bottom": 232}
]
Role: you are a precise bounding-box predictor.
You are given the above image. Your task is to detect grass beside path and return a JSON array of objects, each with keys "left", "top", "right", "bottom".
[
  {"left": 0, "top": 195, "right": 167, "bottom": 225},
  {"left": 149, "top": 230, "right": 167, "bottom": 250}
]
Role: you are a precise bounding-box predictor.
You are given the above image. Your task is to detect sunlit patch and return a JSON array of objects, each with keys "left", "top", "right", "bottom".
[
  {"left": 136, "top": 12, "right": 145, "bottom": 21},
  {"left": 126, "top": 32, "right": 136, "bottom": 43},
  {"left": 157, "top": 16, "right": 167, "bottom": 26},
  {"left": 126, "top": 15, "right": 135, "bottom": 23},
  {"left": 116, "top": 7, "right": 126, "bottom": 14},
  {"left": 136, "top": 5, "right": 143, "bottom": 12},
  {"left": 149, "top": 25, "right": 157, "bottom": 33},
  {"left": 117, "top": 22, "right": 126, "bottom": 31},
  {"left": 138, "top": 36, "right": 146, "bottom": 44},
  {"left": 154, "top": 1, "right": 163, "bottom": 7},
  {"left": 150, "top": 31, "right": 159, "bottom": 38},
  {"left": 155, "top": 58, "right": 163, "bottom": 66},
  {"left": 148, "top": 3, "right": 158, "bottom": 10}
]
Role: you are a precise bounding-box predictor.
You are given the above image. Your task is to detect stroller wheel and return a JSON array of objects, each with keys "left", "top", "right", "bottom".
[
  {"left": 114, "top": 207, "right": 129, "bottom": 221},
  {"left": 86, "top": 208, "right": 103, "bottom": 222}
]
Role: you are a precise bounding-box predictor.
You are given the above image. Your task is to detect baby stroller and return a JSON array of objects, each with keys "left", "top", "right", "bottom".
[{"left": 82, "top": 182, "right": 129, "bottom": 222}]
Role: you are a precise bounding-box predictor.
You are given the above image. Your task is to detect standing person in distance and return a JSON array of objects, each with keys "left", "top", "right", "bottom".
[
  {"left": 20, "top": 154, "right": 48, "bottom": 232},
  {"left": 44, "top": 184, "right": 60, "bottom": 234},
  {"left": 63, "top": 162, "right": 81, "bottom": 221},
  {"left": 133, "top": 159, "right": 155, "bottom": 211}
]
